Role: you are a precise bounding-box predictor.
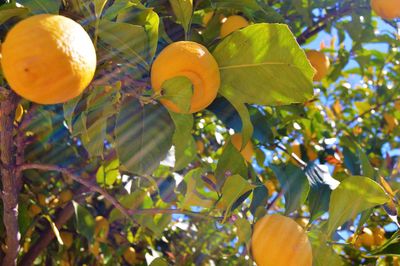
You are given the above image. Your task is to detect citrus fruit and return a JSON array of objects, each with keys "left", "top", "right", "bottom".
[
  {"left": 60, "top": 231, "right": 73, "bottom": 249},
  {"left": 94, "top": 216, "right": 110, "bottom": 240},
  {"left": 220, "top": 15, "right": 249, "bottom": 38},
  {"left": 251, "top": 214, "right": 312, "bottom": 266},
  {"left": 1, "top": 14, "right": 96, "bottom": 104},
  {"left": 231, "top": 133, "right": 254, "bottom": 162},
  {"left": 123, "top": 247, "right": 137, "bottom": 265},
  {"left": 305, "top": 50, "right": 330, "bottom": 81},
  {"left": 356, "top": 228, "right": 375, "bottom": 248},
  {"left": 151, "top": 41, "right": 220, "bottom": 113},
  {"left": 371, "top": 0, "right": 400, "bottom": 19},
  {"left": 372, "top": 227, "right": 386, "bottom": 246}
]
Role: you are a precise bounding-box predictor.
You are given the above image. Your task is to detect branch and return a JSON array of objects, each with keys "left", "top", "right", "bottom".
[
  {"left": 18, "top": 164, "right": 222, "bottom": 221},
  {"left": 19, "top": 188, "right": 89, "bottom": 266},
  {"left": 18, "top": 163, "right": 133, "bottom": 221},
  {"left": 297, "top": 5, "right": 353, "bottom": 45},
  {"left": 0, "top": 89, "right": 20, "bottom": 266}
]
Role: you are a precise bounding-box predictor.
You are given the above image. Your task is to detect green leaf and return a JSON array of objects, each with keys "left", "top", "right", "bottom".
[
  {"left": 270, "top": 163, "right": 310, "bottom": 214},
  {"left": 327, "top": 176, "right": 390, "bottom": 236},
  {"left": 181, "top": 168, "right": 216, "bottom": 209},
  {"left": 18, "top": 0, "right": 60, "bottom": 14},
  {"left": 220, "top": 93, "right": 253, "bottom": 150},
  {"left": 0, "top": 5, "right": 29, "bottom": 24},
  {"left": 215, "top": 141, "right": 248, "bottom": 188},
  {"left": 63, "top": 95, "right": 82, "bottom": 132},
  {"left": 235, "top": 218, "right": 252, "bottom": 244},
  {"left": 116, "top": 97, "right": 174, "bottom": 175},
  {"left": 216, "top": 175, "right": 254, "bottom": 212},
  {"left": 109, "top": 190, "right": 148, "bottom": 222},
  {"left": 169, "top": 0, "right": 193, "bottom": 35},
  {"left": 93, "top": 0, "right": 108, "bottom": 18},
  {"left": 161, "top": 76, "right": 193, "bottom": 113},
  {"left": 96, "top": 159, "right": 120, "bottom": 186},
  {"left": 169, "top": 112, "right": 196, "bottom": 170},
  {"left": 212, "top": 0, "right": 260, "bottom": 10},
  {"left": 98, "top": 20, "right": 149, "bottom": 69},
  {"left": 72, "top": 202, "right": 95, "bottom": 241},
  {"left": 150, "top": 258, "right": 169, "bottom": 266},
  {"left": 213, "top": 23, "right": 314, "bottom": 106},
  {"left": 309, "top": 229, "right": 344, "bottom": 266}
]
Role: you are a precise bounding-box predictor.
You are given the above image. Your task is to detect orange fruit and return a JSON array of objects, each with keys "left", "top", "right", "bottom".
[
  {"left": 1, "top": 14, "right": 96, "bottom": 104},
  {"left": 196, "top": 140, "right": 205, "bottom": 154},
  {"left": 264, "top": 180, "right": 276, "bottom": 194},
  {"left": 251, "top": 214, "right": 312, "bottom": 266},
  {"left": 94, "top": 216, "right": 109, "bottom": 241},
  {"left": 230, "top": 133, "right": 254, "bottom": 162},
  {"left": 371, "top": 0, "right": 400, "bottom": 19},
  {"left": 356, "top": 228, "right": 375, "bottom": 248},
  {"left": 305, "top": 50, "right": 330, "bottom": 81},
  {"left": 151, "top": 41, "right": 220, "bottom": 113},
  {"left": 60, "top": 231, "right": 73, "bottom": 249},
  {"left": 220, "top": 15, "right": 249, "bottom": 38},
  {"left": 372, "top": 227, "right": 386, "bottom": 246},
  {"left": 123, "top": 247, "right": 137, "bottom": 265}
]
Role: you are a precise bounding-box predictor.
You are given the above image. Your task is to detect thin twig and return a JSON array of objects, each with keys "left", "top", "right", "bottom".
[{"left": 18, "top": 164, "right": 222, "bottom": 221}]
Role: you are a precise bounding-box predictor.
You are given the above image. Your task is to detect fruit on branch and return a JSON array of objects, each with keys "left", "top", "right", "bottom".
[
  {"left": 123, "top": 247, "right": 137, "bottom": 265},
  {"left": 94, "top": 216, "right": 110, "bottom": 241},
  {"left": 372, "top": 227, "right": 386, "bottom": 246},
  {"left": 251, "top": 214, "right": 312, "bottom": 266},
  {"left": 151, "top": 41, "right": 220, "bottom": 113},
  {"left": 371, "top": 0, "right": 400, "bottom": 19},
  {"left": 355, "top": 228, "right": 375, "bottom": 248},
  {"left": 305, "top": 50, "right": 330, "bottom": 81},
  {"left": 196, "top": 140, "right": 205, "bottom": 154},
  {"left": 220, "top": 15, "right": 249, "bottom": 38},
  {"left": 1, "top": 14, "right": 96, "bottom": 104},
  {"left": 230, "top": 133, "right": 254, "bottom": 162}
]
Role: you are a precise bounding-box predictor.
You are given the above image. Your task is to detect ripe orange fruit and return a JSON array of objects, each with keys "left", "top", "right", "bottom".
[
  {"left": 123, "top": 247, "right": 137, "bottom": 265},
  {"left": 60, "top": 231, "right": 73, "bottom": 249},
  {"left": 251, "top": 214, "right": 312, "bottom": 266},
  {"left": 196, "top": 140, "right": 205, "bottom": 154},
  {"left": 305, "top": 50, "right": 330, "bottom": 81},
  {"left": 1, "top": 14, "right": 96, "bottom": 104},
  {"left": 151, "top": 41, "right": 220, "bottom": 113},
  {"left": 371, "top": 0, "right": 400, "bottom": 19},
  {"left": 372, "top": 227, "right": 386, "bottom": 246},
  {"left": 94, "top": 216, "right": 110, "bottom": 241},
  {"left": 220, "top": 15, "right": 249, "bottom": 38},
  {"left": 356, "top": 228, "right": 375, "bottom": 248},
  {"left": 230, "top": 133, "right": 254, "bottom": 162}
]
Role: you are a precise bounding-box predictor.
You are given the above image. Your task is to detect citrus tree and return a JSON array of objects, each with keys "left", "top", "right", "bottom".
[{"left": 0, "top": 0, "right": 399, "bottom": 265}]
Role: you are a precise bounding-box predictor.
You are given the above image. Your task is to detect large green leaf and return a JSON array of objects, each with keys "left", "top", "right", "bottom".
[
  {"left": 169, "top": 0, "right": 193, "bottom": 35},
  {"left": 216, "top": 174, "right": 254, "bottom": 213},
  {"left": 169, "top": 112, "right": 196, "bottom": 171},
  {"left": 18, "top": 0, "right": 60, "bottom": 14},
  {"left": 0, "top": 4, "right": 29, "bottom": 24},
  {"left": 270, "top": 163, "right": 310, "bottom": 214},
  {"left": 327, "top": 176, "right": 390, "bottom": 235},
  {"left": 212, "top": 23, "right": 314, "bottom": 106},
  {"left": 162, "top": 76, "right": 193, "bottom": 113},
  {"left": 72, "top": 202, "right": 95, "bottom": 242},
  {"left": 116, "top": 98, "right": 174, "bottom": 175},
  {"left": 98, "top": 20, "right": 149, "bottom": 69}
]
